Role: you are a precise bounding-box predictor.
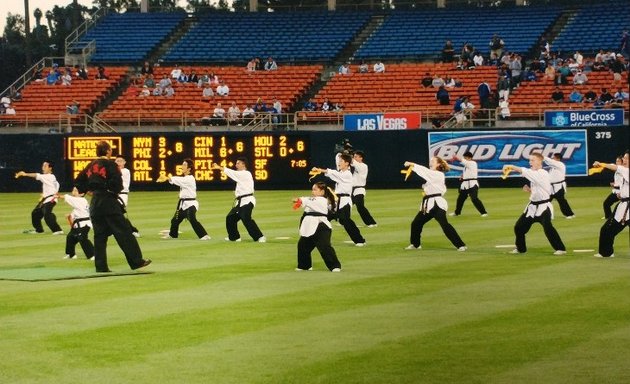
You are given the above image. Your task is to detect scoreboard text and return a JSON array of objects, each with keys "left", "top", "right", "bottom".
[{"left": 66, "top": 134, "right": 309, "bottom": 185}]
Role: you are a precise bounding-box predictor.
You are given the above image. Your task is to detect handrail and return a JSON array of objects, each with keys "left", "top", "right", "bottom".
[
  {"left": 64, "top": 7, "right": 109, "bottom": 57},
  {"left": 0, "top": 57, "right": 65, "bottom": 101}
]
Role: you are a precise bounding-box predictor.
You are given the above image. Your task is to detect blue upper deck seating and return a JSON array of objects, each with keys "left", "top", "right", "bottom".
[
  {"left": 78, "top": 12, "right": 186, "bottom": 63},
  {"left": 355, "top": 7, "right": 560, "bottom": 60},
  {"left": 163, "top": 11, "right": 371, "bottom": 62}
]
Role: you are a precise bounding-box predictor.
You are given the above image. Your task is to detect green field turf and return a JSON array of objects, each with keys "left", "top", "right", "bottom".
[{"left": 0, "top": 187, "right": 628, "bottom": 383}]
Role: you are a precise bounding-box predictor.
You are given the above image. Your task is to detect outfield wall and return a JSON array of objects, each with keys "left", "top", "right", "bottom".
[{"left": 1, "top": 126, "right": 627, "bottom": 192}]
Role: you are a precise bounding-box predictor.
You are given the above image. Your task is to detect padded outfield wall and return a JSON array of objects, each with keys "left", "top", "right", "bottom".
[{"left": 1, "top": 126, "right": 627, "bottom": 192}]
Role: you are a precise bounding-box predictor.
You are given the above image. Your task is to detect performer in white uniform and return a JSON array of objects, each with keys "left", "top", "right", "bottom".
[
  {"left": 403, "top": 157, "right": 466, "bottom": 251},
  {"left": 59, "top": 188, "right": 94, "bottom": 260},
  {"left": 212, "top": 157, "right": 265, "bottom": 242},
  {"left": 503, "top": 152, "right": 566, "bottom": 255},
  {"left": 115, "top": 156, "right": 140, "bottom": 237},
  {"left": 15, "top": 160, "right": 64, "bottom": 234},
  {"left": 351, "top": 151, "right": 377, "bottom": 227},
  {"left": 593, "top": 151, "right": 629, "bottom": 258},
  {"left": 160, "top": 159, "right": 210, "bottom": 240},
  {"left": 294, "top": 182, "right": 341, "bottom": 272},
  {"left": 543, "top": 153, "right": 575, "bottom": 218},
  {"left": 602, "top": 155, "right": 623, "bottom": 220},
  {"left": 312, "top": 153, "right": 366, "bottom": 246},
  {"left": 450, "top": 151, "right": 488, "bottom": 217}
]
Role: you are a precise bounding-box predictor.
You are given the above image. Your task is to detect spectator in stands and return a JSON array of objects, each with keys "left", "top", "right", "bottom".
[
  {"left": 435, "top": 85, "right": 450, "bottom": 105},
  {"left": 61, "top": 69, "right": 72, "bottom": 86},
  {"left": 271, "top": 98, "right": 282, "bottom": 126},
  {"left": 489, "top": 34, "right": 505, "bottom": 59},
  {"left": 46, "top": 69, "right": 59, "bottom": 85},
  {"left": 569, "top": 87, "right": 584, "bottom": 103},
  {"left": 442, "top": 40, "right": 455, "bottom": 63},
  {"left": 599, "top": 88, "right": 614, "bottom": 104},
  {"left": 242, "top": 105, "right": 255, "bottom": 124},
  {"left": 573, "top": 51, "right": 584, "bottom": 66},
  {"left": 509, "top": 54, "right": 522, "bottom": 89},
  {"left": 197, "top": 71, "right": 210, "bottom": 88},
  {"left": 332, "top": 103, "right": 343, "bottom": 112},
  {"left": 530, "top": 58, "right": 544, "bottom": 73},
  {"left": 421, "top": 72, "right": 433, "bottom": 88},
  {"left": 246, "top": 58, "right": 257, "bottom": 72},
  {"left": 522, "top": 67, "right": 537, "bottom": 82},
  {"left": 453, "top": 96, "right": 474, "bottom": 126},
  {"left": 95, "top": 65, "right": 108, "bottom": 80},
  {"left": 202, "top": 83, "right": 214, "bottom": 99},
  {"left": 584, "top": 87, "right": 597, "bottom": 103},
  {"left": 373, "top": 60, "right": 385, "bottom": 73},
  {"left": 4, "top": 104, "right": 16, "bottom": 115},
  {"left": 254, "top": 98, "right": 268, "bottom": 113},
  {"left": 216, "top": 80, "right": 229, "bottom": 97},
  {"left": 208, "top": 72, "right": 220, "bottom": 86},
  {"left": 358, "top": 61, "right": 369, "bottom": 73},
  {"left": 572, "top": 70, "right": 588, "bottom": 85},
  {"left": 144, "top": 74, "right": 156, "bottom": 88},
  {"left": 555, "top": 67, "right": 569, "bottom": 85},
  {"left": 152, "top": 86, "right": 163, "bottom": 96},
  {"left": 8, "top": 86, "right": 21, "bottom": 101},
  {"left": 272, "top": 98, "right": 282, "bottom": 114},
  {"left": 32, "top": 67, "right": 44, "bottom": 82},
  {"left": 264, "top": 57, "right": 278, "bottom": 71},
  {"left": 303, "top": 99, "right": 317, "bottom": 111},
  {"left": 131, "top": 73, "right": 144, "bottom": 87},
  {"left": 177, "top": 69, "right": 189, "bottom": 83},
  {"left": 488, "top": 52, "right": 500, "bottom": 67},
  {"left": 212, "top": 102, "right": 226, "bottom": 125},
  {"left": 621, "top": 30, "right": 630, "bottom": 59},
  {"left": 431, "top": 74, "right": 444, "bottom": 88},
  {"left": 477, "top": 80, "right": 492, "bottom": 110},
  {"left": 188, "top": 70, "right": 199, "bottom": 84},
  {"left": 551, "top": 86, "right": 564, "bottom": 103},
  {"left": 444, "top": 75, "right": 456, "bottom": 88},
  {"left": 170, "top": 65, "right": 182, "bottom": 80},
  {"left": 473, "top": 52, "right": 484, "bottom": 67},
  {"left": 338, "top": 62, "right": 351, "bottom": 75},
  {"left": 497, "top": 73, "right": 510, "bottom": 100},
  {"left": 321, "top": 98, "right": 331, "bottom": 112},
  {"left": 75, "top": 65, "right": 88, "bottom": 80},
  {"left": 461, "top": 43, "right": 474, "bottom": 64},
  {"left": 141, "top": 61, "right": 153, "bottom": 76},
  {"left": 163, "top": 84, "right": 175, "bottom": 98},
  {"left": 158, "top": 75, "right": 172, "bottom": 89},
  {"left": 497, "top": 96, "right": 510, "bottom": 120},
  {"left": 138, "top": 88, "right": 150, "bottom": 97},
  {"left": 228, "top": 102, "right": 241, "bottom": 125},
  {"left": 610, "top": 54, "right": 626, "bottom": 82},
  {"left": 613, "top": 87, "right": 629, "bottom": 103},
  {"left": 544, "top": 65, "right": 556, "bottom": 81},
  {"left": 66, "top": 100, "right": 80, "bottom": 114},
  {"left": 566, "top": 58, "right": 580, "bottom": 75},
  {"left": 592, "top": 56, "right": 607, "bottom": 72}
]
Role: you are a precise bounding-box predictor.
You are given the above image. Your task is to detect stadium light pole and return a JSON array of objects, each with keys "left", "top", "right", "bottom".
[{"left": 24, "top": 0, "right": 32, "bottom": 66}]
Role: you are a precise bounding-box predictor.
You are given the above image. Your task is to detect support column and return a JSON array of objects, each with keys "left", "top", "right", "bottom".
[
  {"left": 249, "top": 0, "right": 258, "bottom": 12},
  {"left": 141, "top": 0, "right": 148, "bottom": 13},
  {"left": 328, "top": 0, "right": 336, "bottom": 11},
  {"left": 437, "top": 0, "right": 446, "bottom": 8}
]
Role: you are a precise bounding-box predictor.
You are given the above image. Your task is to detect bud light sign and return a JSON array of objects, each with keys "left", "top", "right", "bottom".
[
  {"left": 428, "top": 130, "right": 588, "bottom": 178},
  {"left": 545, "top": 109, "right": 624, "bottom": 127},
  {"left": 344, "top": 112, "right": 421, "bottom": 131}
]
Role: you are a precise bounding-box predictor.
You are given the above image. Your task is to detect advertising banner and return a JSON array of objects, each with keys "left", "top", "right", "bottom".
[
  {"left": 544, "top": 109, "right": 624, "bottom": 127},
  {"left": 343, "top": 112, "right": 421, "bottom": 131},
  {"left": 428, "top": 130, "right": 588, "bottom": 178}
]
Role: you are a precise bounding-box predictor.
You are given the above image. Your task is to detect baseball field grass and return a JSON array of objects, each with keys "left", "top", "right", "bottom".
[{"left": 0, "top": 187, "right": 628, "bottom": 383}]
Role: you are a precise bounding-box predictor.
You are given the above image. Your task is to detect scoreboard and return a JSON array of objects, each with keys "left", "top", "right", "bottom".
[{"left": 65, "top": 134, "right": 310, "bottom": 186}]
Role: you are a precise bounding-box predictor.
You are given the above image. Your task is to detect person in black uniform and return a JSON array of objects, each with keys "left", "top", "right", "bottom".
[{"left": 74, "top": 141, "right": 151, "bottom": 273}]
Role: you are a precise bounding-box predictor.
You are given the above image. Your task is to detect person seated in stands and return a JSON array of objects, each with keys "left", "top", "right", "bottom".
[
  {"left": 264, "top": 57, "right": 278, "bottom": 71},
  {"left": 573, "top": 50, "right": 584, "bottom": 66},
  {"left": 530, "top": 58, "right": 544, "bottom": 73},
  {"left": 551, "top": 86, "right": 564, "bottom": 103},
  {"left": 497, "top": 96, "right": 510, "bottom": 120},
  {"left": 599, "top": 88, "right": 614, "bottom": 105},
  {"left": 1, "top": 96, "right": 12, "bottom": 113},
  {"left": 208, "top": 71, "right": 220, "bottom": 86},
  {"left": 509, "top": 54, "right": 523, "bottom": 89},
  {"left": 254, "top": 98, "right": 268, "bottom": 113},
  {"left": 141, "top": 61, "right": 153, "bottom": 76},
  {"left": 4, "top": 104, "right": 16, "bottom": 115},
  {"left": 46, "top": 69, "right": 59, "bottom": 85},
  {"left": 197, "top": 71, "right": 210, "bottom": 88},
  {"left": 270, "top": 98, "right": 282, "bottom": 125},
  {"left": 489, "top": 34, "right": 505, "bottom": 59},
  {"left": 461, "top": 43, "right": 474, "bottom": 64},
  {"left": 544, "top": 64, "right": 556, "bottom": 81},
  {"left": 436, "top": 85, "right": 450, "bottom": 105},
  {"left": 358, "top": 61, "right": 369, "bottom": 73},
  {"left": 247, "top": 58, "right": 257, "bottom": 72},
  {"left": 497, "top": 73, "right": 510, "bottom": 100},
  {"left": 522, "top": 68, "right": 537, "bottom": 82},
  {"left": 75, "top": 65, "right": 88, "bottom": 80},
  {"left": 33, "top": 67, "right": 44, "bottom": 82},
  {"left": 565, "top": 58, "right": 579, "bottom": 75},
  {"left": 421, "top": 72, "right": 433, "bottom": 88},
  {"left": 373, "top": 60, "right": 385, "bottom": 73},
  {"left": 488, "top": 52, "right": 500, "bottom": 67},
  {"left": 610, "top": 54, "right": 626, "bottom": 82},
  {"left": 66, "top": 100, "right": 80, "bottom": 114},
  {"left": 432, "top": 74, "right": 444, "bottom": 88},
  {"left": 554, "top": 71, "right": 568, "bottom": 86},
  {"left": 569, "top": 87, "right": 584, "bottom": 103},
  {"left": 453, "top": 96, "right": 472, "bottom": 125},
  {"left": 321, "top": 98, "right": 331, "bottom": 112},
  {"left": 144, "top": 74, "right": 156, "bottom": 88},
  {"left": 158, "top": 74, "right": 172, "bottom": 89},
  {"left": 138, "top": 88, "right": 151, "bottom": 97},
  {"left": 592, "top": 56, "right": 606, "bottom": 72},
  {"left": 228, "top": 102, "right": 241, "bottom": 125},
  {"left": 216, "top": 80, "right": 229, "bottom": 96},
  {"left": 170, "top": 65, "right": 182, "bottom": 80},
  {"left": 8, "top": 86, "right": 21, "bottom": 101},
  {"left": 188, "top": 70, "right": 198, "bottom": 84},
  {"left": 177, "top": 69, "right": 189, "bottom": 83},
  {"left": 584, "top": 87, "right": 597, "bottom": 102},
  {"left": 131, "top": 73, "right": 144, "bottom": 87},
  {"left": 211, "top": 102, "right": 226, "bottom": 125},
  {"left": 152, "top": 85, "right": 163, "bottom": 96},
  {"left": 473, "top": 51, "right": 484, "bottom": 67},
  {"left": 95, "top": 65, "right": 108, "bottom": 80},
  {"left": 61, "top": 69, "right": 72, "bottom": 86},
  {"left": 163, "top": 84, "right": 175, "bottom": 98},
  {"left": 338, "top": 62, "right": 351, "bottom": 75},
  {"left": 444, "top": 75, "right": 457, "bottom": 88},
  {"left": 441, "top": 40, "right": 455, "bottom": 63},
  {"left": 613, "top": 87, "right": 629, "bottom": 103},
  {"left": 572, "top": 70, "right": 588, "bottom": 85},
  {"left": 202, "top": 83, "right": 214, "bottom": 99},
  {"left": 333, "top": 103, "right": 343, "bottom": 112},
  {"left": 303, "top": 98, "right": 317, "bottom": 111},
  {"left": 242, "top": 104, "right": 255, "bottom": 124}
]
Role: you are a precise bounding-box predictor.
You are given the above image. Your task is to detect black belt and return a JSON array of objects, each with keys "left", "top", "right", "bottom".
[
  {"left": 177, "top": 197, "right": 196, "bottom": 210},
  {"left": 621, "top": 197, "right": 630, "bottom": 202},
  {"left": 234, "top": 193, "right": 253, "bottom": 207},
  {"left": 550, "top": 180, "right": 565, "bottom": 185},
  {"left": 302, "top": 212, "right": 327, "bottom": 217},
  {"left": 119, "top": 192, "right": 128, "bottom": 195},
  {"left": 422, "top": 193, "right": 442, "bottom": 212},
  {"left": 529, "top": 199, "right": 551, "bottom": 205},
  {"left": 72, "top": 217, "right": 90, "bottom": 229},
  {"left": 40, "top": 194, "right": 55, "bottom": 202},
  {"left": 461, "top": 178, "right": 477, "bottom": 182}
]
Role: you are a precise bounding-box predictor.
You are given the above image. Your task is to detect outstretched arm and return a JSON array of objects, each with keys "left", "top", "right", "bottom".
[{"left": 14, "top": 171, "right": 37, "bottom": 179}]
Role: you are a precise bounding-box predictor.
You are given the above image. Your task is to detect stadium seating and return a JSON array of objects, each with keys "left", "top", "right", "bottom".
[
  {"left": 163, "top": 11, "right": 371, "bottom": 62},
  {"left": 552, "top": 2, "right": 630, "bottom": 54},
  {"left": 98, "top": 65, "right": 322, "bottom": 124},
  {"left": 77, "top": 12, "right": 186, "bottom": 63},
  {"left": 355, "top": 7, "right": 561, "bottom": 60}
]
